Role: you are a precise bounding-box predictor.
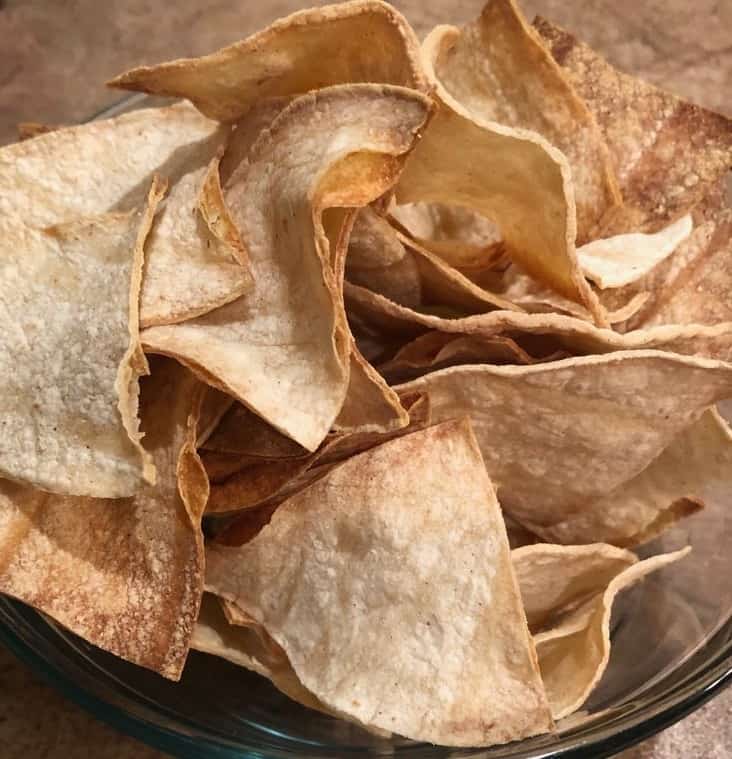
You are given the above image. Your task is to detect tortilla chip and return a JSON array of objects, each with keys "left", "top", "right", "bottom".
[
  {"left": 426, "top": 0, "right": 620, "bottom": 241},
  {"left": 109, "top": 0, "right": 427, "bottom": 121},
  {"left": 192, "top": 594, "right": 325, "bottom": 712},
  {"left": 17, "top": 121, "right": 61, "bottom": 140},
  {"left": 396, "top": 352, "right": 732, "bottom": 529},
  {"left": 578, "top": 214, "right": 693, "bottom": 289},
  {"left": 205, "top": 391, "right": 430, "bottom": 515},
  {"left": 522, "top": 547, "right": 690, "bottom": 718},
  {"left": 535, "top": 17, "right": 732, "bottom": 232},
  {"left": 140, "top": 157, "right": 252, "bottom": 327},
  {"left": 0, "top": 180, "right": 164, "bottom": 497},
  {"left": 396, "top": 53, "right": 605, "bottom": 324},
  {"left": 0, "top": 358, "right": 207, "bottom": 679},
  {"left": 196, "top": 387, "right": 235, "bottom": 447},
  {"left": 345, "top": 281, "right": 732, "bottom": 363},
  {"left": 538, "top": 409, "right": 731, "bottom": 547},
  {"left": 205, "top": 419, "right": 553, "bottom": 746},
  {"left": 0, "top": 102, "right": 224, "bottom": 229},
  {"left": 142, "top": 86, "right": 431, "bottom": 451},
  {"left": 379, "top": 332, "right": 533, "bottom": 384}
]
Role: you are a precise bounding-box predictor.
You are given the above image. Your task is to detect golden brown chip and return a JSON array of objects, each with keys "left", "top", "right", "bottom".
[
  {"left": 396, "top": 352, "right": 732, "bottom": 529},
  {"left": 396, "top": 56, "right": 605, "bottom": 323},
  {"left": 143, "top": 86, "right": 431, "bottom": 451},
  {"left": 0, "top": 358, "right": 207, "bottom": 679},
  {"left": 0, "top": 180, "right": 164, "bottom": 497},
  {"left": 425, "top": 0, "right": 620, "bottom": 241},
  {"left": 16, "top": 122, "right": 61, "bottom": 140},
  {"left": 538, "top": 409, "right": 730, "bottom": 547},
  {"left": 109, "top": 0, "right": 427, "bottom": 120},
  {"left": 206, "top": 419, "right": 553, "bottom": 745},
  {"left": 519, "top": 546, "right": 690, "bottom": 718},
  {"left": 535, "top": 17, "right": 732, "bottom": 232}
]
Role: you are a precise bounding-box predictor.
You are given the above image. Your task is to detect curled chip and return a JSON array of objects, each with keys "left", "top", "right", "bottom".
[
  {"left": 0, "top": 180, "right": 163, "bottom": 497},
  {"left": 423, "top": 0, "right": 620, "bottom": 242},
  {"left": 396, "top": 352, "right": 732, "bottom": 531},
  {"left": 206, "top": 419, "right": 553, "bottom": 745},
  {"left": 0, "top": 359, "right": 206, "bottom": 678},
  {"left": 143, "top": 85, "right": 431, "bottom": 451},
  {"left": 396, "top": 39, "right": 605, "bottom": 323},
  {"left": 514, "top": 544, "right": 690, "bottom": 718},
  {"left": 109, "top": 0, "right": 428, "bottom": 120}
]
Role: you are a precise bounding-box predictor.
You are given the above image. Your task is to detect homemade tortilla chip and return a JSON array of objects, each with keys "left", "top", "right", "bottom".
[
  {"left": 396, "top": 55, "right": 604, "bottom": 323},
  {"left": 0, "top": 102, "right": 224, "bottom": 229},
  {"left": 578, "top": 214, "right": 693, "bottom": 289},
  {"left": 539, "top": 409, "right": 731, "bottom": 547},
  {"left": 143, "top": 86, "right": 431, "bottom": 451},
  {"left": 425, "top": 0, "right": 620, "bottom": 241},
  {"left": 0, "top": 358, "right": 207, "bottom": 679},
  {"left": 518, "top": 546, "right": 690, "bottom": 719},
  {"left": 140, "top": 157, "right": 252, "bottom": 327},
  {"left": 396, "top": 352, "right": 732, "bottom": 529},
  {"left": 0, "top": 181, "right": 163, "bottom": 497},
  {"left": 535, "top": 17, "right": 732, "bottom": 232},
  {"left": 205, "top": 419, "right": 553, "bottom": 746},
  {"left": 109, "top": 0, "right": 427, "bottom": 121}
]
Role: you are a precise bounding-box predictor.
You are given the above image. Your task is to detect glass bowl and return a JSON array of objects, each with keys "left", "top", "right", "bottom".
[{"left": 0, "top": 97, "right": 730, "bottom": 759}]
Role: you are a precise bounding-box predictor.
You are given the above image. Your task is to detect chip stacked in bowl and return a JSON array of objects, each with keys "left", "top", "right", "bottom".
[{"left": 0, "top": 0, "right": 729, "bottom": 748}]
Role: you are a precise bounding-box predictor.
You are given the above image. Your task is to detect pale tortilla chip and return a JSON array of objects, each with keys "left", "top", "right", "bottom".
[
  {"left": 0, "top": 180, "right": 163, "bottom": 497},
  {"left": 0, "top": 102, "right": 224, "bottom": 229},
  {"left": 396, "top": 50, "right": 604, "bottom": 323},
  {"left": 140, "top": 157, "right": 252, "bottom": 327},
  {"left": 109, "top": 0, "right": 427, "bottom": 120},
  {"left": 205, "top": 391, "right": 430, "bottom": 515},
  {"left": 396, "top": 352, "right": 732, "bottom": 529},
  {"left": 522, "top": 547, "right": 690, "bottom": 719},
  {"left": 143, "top": 86, "right": 431, "bottom": 451},
  {"left": 534, "top": 17, "right": 732, "bottom": 232},
  {"left": 205, "top": 419, "right": 553, "bottom": 746},
  {"left": 539, "top": 409, "right": 731, "bottom": 547},
  {"left": 344, "top": 281, "right": 732, "bottom": 363},
  {"left": 578, "top": 214, "right": 693, "bottom": 289},
  {"left": 426, "top": 0, "right": 620, "bottom": 241},
  {"left": 17, "top": 122, "right": 61, "bottom": 140},
  {"left": 0, "top": 358, "right": 207, "bottom": 679}
]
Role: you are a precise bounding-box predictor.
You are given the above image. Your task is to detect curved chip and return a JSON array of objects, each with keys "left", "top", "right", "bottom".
[
  {"left": 143, "top": 85, "right": 431, "bottom": 451},
  {"left": 396, "top": 41, "right": 605, "bottom": 323},
  {"left": 521, "top": 546, "right": 691, "bottom": 719},
  {"left": 0, "top": 358, "right": 207, "bottom": 679},
  {"left": 0, "top": 180, "right": 163, "bottom": 497},
  {"left": 425, "top": 0, "right": 620, "bottom": 241},
  {"left": 109, "top": 0, "right": 427, "bottom": 121},
  {"left": 578, "top": 214, "right": 693, "bottom": 289},
  {"left": 540, "top": 409, "right": 731, "bottom": 547},
  {"left": 396, "top": 352, "right": 732, "bottom": 529},
  {"left": 205, "top": 419, "right": 553, "bottom": 746},
  {"left": 534, "top": 17, "right": 732, "bottom": 232}
]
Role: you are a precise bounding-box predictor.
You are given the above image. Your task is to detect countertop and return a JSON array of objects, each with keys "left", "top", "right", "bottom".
[{"left": 0, "top": 0, "right": 730, "bottom": 756}]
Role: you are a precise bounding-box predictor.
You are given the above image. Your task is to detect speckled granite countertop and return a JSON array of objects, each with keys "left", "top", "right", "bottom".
[{"left": 0, "top": 0, "right": 730, "bottom": 756}]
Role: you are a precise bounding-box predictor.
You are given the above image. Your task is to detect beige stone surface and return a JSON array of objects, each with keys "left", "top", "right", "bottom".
[{"left": 0, "top": 0, "right": 730, "bottom": 757}]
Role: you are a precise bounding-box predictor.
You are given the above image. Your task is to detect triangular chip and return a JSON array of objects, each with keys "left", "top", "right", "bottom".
[
  {"left": 109, "top": 0, "right": 427, "bottom": 120},
  {"left": 396, "top": 352, "right": 732, "bottom": 529},
  {"left": 0, "top": 181, "right": 163, "bottom": 496},
  {"left": 205, "top": 419, "right": 553, "bottom": 745},
  {"left": 396, "top": 42, "right": 604, "bottom": 323},
  {"left": 578, "top": 214, "right": 693, "bottom": 289},
  {"left": 143, "top": 85, "right": 431, "bottom": 451},
  {"left": 516, "top": 546, "right": 690, "bottom": 718},
  {"left": 0, "top": 358, "right": 207, "bottom": 678},
  {"left": 540, "top": 408, "right": 731, "bottom": 547},
  {"left": 534, "top": 17, "right": 732, "bottom": 232},
  {"left": 140, "top": 156, "right": 252, "bottom": 327},
  {"left": 425, "top": 0, "right": 620, "bottom": 241}
]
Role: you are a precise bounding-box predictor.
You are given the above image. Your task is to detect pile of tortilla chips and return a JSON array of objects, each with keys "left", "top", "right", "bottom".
[{"left": 0, "top": 0, "right": 729, "bottom": 749}]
